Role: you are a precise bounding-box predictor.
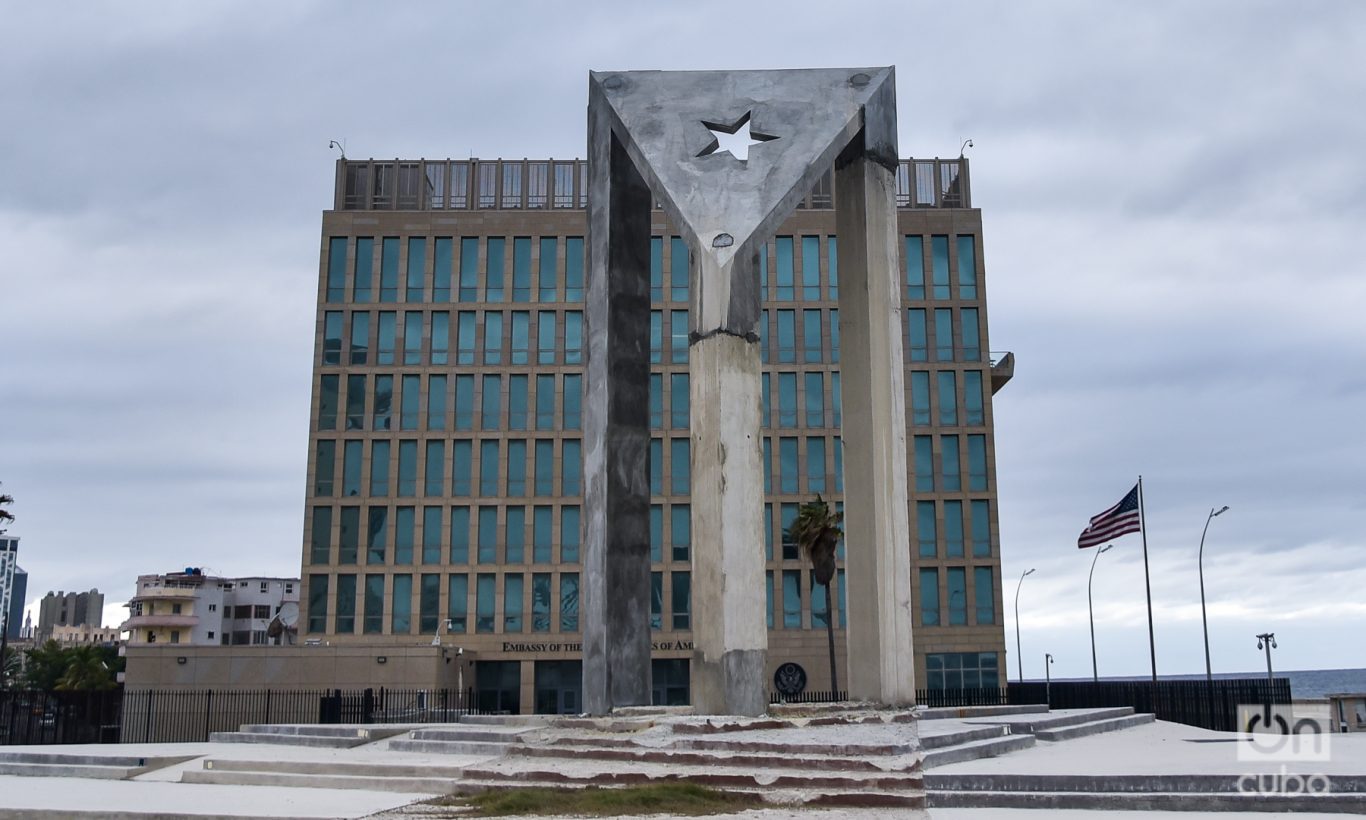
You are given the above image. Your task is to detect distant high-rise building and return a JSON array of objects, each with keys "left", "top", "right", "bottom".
[
  {"left": 37, "top": 588, "right": 105, "bottom": 640},
  {"left": 0, "top": 537, "right": 24, "bottom": 641},
  {"left": 299, "top": 154, "right": 1015, "bottom": 713}
]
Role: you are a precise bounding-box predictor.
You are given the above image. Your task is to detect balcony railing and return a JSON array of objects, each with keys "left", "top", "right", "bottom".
[{"left": 335, "top": 158, "right": 970, "bottom": 212}]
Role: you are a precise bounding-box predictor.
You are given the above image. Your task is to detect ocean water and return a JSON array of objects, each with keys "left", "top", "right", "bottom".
[{"left": 1075, "top": 669, "right": 1366, "bottom": 699}]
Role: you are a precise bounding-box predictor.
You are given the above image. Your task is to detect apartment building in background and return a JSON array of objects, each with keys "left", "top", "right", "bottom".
[
  {"left": 37, "top": 588, "right": 105, "bottom": 641},
  {"left": 120, "top": 568, "right": 301, "bottom": 647},
  {"left": 0, "top": 536, "right": 25, "bottom": 641},
  {"left": 301, "top": 156, "right": 1013, "bottom": 713}
]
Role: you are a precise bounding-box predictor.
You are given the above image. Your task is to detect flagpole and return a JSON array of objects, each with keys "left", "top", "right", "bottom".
[{"left": 1138, "top": 475, "right": 1157, "bottom": 684}]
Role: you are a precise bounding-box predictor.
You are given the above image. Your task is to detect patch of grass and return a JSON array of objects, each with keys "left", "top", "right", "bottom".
[{"left": 434, "top": 783, "right": 764, "bottom": 817}]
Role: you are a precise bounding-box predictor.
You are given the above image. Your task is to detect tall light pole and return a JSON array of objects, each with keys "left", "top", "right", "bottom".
[
  {"left": 1014, "top": 568, "right": 1035, "bottom": 682},
  {"left": 1256, "top": 632, "right": 1277, "bottom": 688},
  {"left": 1198, "top": 505, "right": 1230, "bottom": 683},
  {"left": 1088, "top": 544, "right": 1113, "bottom": 682},
  {"left": 1044, "top": 653, "right": 1054, "bottom": 706}
]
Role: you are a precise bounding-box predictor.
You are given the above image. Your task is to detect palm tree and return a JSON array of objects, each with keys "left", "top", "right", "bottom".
[{"left": 785, "top": 494, "right": 843, "bottom": 696}]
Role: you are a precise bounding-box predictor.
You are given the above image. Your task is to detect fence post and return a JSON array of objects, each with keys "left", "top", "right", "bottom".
[
  {"left": 264, "top": 689, "right": 271, "bottom": 726},
  {"left": 203, "top": 690, "right": 213, "bottom": 742},
  {"left": 144, "top": 689, "right": 153, "bottom": 743}
]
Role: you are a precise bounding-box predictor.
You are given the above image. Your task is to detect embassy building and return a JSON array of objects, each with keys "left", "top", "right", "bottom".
[{"left": 301, "top": 156, "right": 1013, "bottom": 714}]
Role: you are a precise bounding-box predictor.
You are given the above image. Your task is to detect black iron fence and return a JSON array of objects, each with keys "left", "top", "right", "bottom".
[
  {"left": 1, "top": 689, "right": 123, "bottom": 746},
  {"left": 769, "top": 689, "right": 848, "bottom": 705},
  {"left": 919, "top": 678, "right": 1291, "bottom": 732}
]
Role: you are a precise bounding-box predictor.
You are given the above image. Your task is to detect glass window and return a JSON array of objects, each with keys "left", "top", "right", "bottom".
[
  {"left": 766, "top": 571, "right": 774, "bottom": 629},
  {"left": 838, "top": 568, "right": 847, "bottom": 627},
  {"left": 934, "top": 308, "right": 954, "bottom": 362},
  {"left": 652, "top": 572, "right": 664, "bottom": 630},
  {"left": 910, "top": 371, "right": 930, "bottom": 426},
  {"left": 761, "top": 373, "right": 770, "bottom": 428},
  {"left": 650, "top": 505, "right": 663, "bottom": 562},
  {"left": 323, "top": 311, "right": 343, "bottom": 365},
  {"left": 476, "top": 573, "right": 495, "bottom": 633},
  {"left": 532, "top": 573, "right": 552, "bottom": 631},
  {"left": 485, "top": 237, "right": 506, "bottom": 301},
  {"left": 334, "top": 573, "right": 356, "bottom": 633},
  {"left": 563, "top": 375, "right": 582, "bottom": 430},
  {"left": 458, "top": 237, "right": 479, "bottom": 302},
  {"left": 533, "top": 506, "right": 553, "bottom": 563},
  {"left": 777, "top": 373, "right": 797, "bottom": 428},
  {"left": 508, "top": 375, "right": 529, "bottom": 430},
  {"left": 448, "top": 574, "right": 468, "bottom": 633},
  {"left": 456, "top": 311, "right": 476, "bottom": 364},
  {"left": 968, "top": 434, "right": 988, "bottom": 491},
  {"left": 804, "top": 372, "right": 824, "bottom": 427},
  {"left": 780, "top": 502, "right": 798, "bottom": 560},
  {"left": 390, "top": 576, "right": 409, "bottom": 634},
  {"left": 944, "top": 500, "right": 964, "bottom": 557},
  {"left": 650, "top": 310, "right": 662, "bottom": 363},
  {"left": 562, "top": 439, "right": 582, "bottom": 495},
  {"left": 477, "top": 506, "right": 498, "bottom": 563},
  {"left": 920, "top": 568, "right": 940, "bottom": 626},
  {"left": 938, "top": 371, "right": 958, "bottom": 425},
  {"left": 763, "top": 437, "right": 772, "bottom": 493},
  {"left": 669, "top": 438, "right": 689, "bottom": 494},
  {"left": 535, "top": 439, "right": 554, "bottom": 495},
  {"left": 394, "top": 506, "right": 414, "bottom": 564},
  {"left": 931, "top": 235, "right": 950, "bottom": 299},
  {"left": 367, "top": 506, "right": 387, "bottom": 564},
  {"left": 353, "top": 237, "right": 374, "bottom": 302},
  {"left": 650, "top": 237, "right": 664, "bottom": 300},
  {"left": 778, "top": 437, "right": 798, "bottom": 494},
  {"left": 450, "top": 506, "right": 469, "bottom": 563},
  {"left": 560, "top": 506, "right": 580, "bottom": 562},
  {"left": 430, "top": 312, "right": 448, "bottom": 366},
  {"left": 480, "top": 440, "right": 500, "bottom": 495},
  {"left": 454, "top": 375, "right": 474, "bottom": 430},
  {"left": 536, "top": 374, "right": 556, "bottom": 430},
  {"left": 420, "top": 573, "right": 440, "bottom": 633},
  {"left": 669, "top": 237, "right": 688, "bottom": 302},
  {"left": 406, "top": 237, "right": 426, "bottom": 302},
  {"left": 537, "top": 311, "right": 556, "bottom": 365},
  {"left": 450, "top": 162, "right": 469, "bottom": 209},
  {"left": 512, "top": 237, "right": 532, "bottom": 302},
  {"left": 971, "top": 500, "right": 992, "bottom": 557},
  {"left": 962, "top": 308, "right": 981, "bottom": 362},
  {"left": 829, "top": 309, "right": 840, "bottom": 363},
  {"left": 833, "top": 436, "right": 844, "bottom": 492},
  {"left": 904, "top": 236, "right": 925, "bottom": 299},
  {"left": 507, "top": 440, "right": 527, "bottom": 496},
  {"left": 671, "top": 571, "right": 690, "bottom": 629},
  {"left": 650, "top": 438, "right": 663, "bottom": 495},
  {"left": 307, "top": 575, "right": 328, "bottom": 633},
  {"left": 501, "top": 164, "right": 522, "bottom": 208},
  {"left": 428, "top": 374, "right": 447, "bottom": 432},
  {"left": 349, "top": 312, "right": 369, "bottom": 364},
  {"left": 424, "top": 440, "right": 444, "bottom": 496},
  {"left": 803, "top": 310, "right": 822, "bottom": 362},
  {"left": 377, "top": 311, "right": 396, "bottom": 364},
  {"left": 451, "top": 440, "right": 472, "bottom": 496},
  {"left": 776, "top": 310, "right": 795, "bottom": 363},
  {"left": 811, "top": 571, "right": 830, "bottom": 628},
  {"left": 422, "top": 506, "right": 442, "bottom": 563},
  {"left": 957, "top": 235, "right": 977, "bottom": 300},
  {"left": 831, "top": 372, "right": 842, "bottom": 427},
  {"left": 670, "top": 504, "right": 690, "bottom": 561},
  {"left": 670, "top": 310, "right": 688, "bottom": 364},
  {"left": 379, "top": 237, "right": 399, "bottom": 301},
  {"left": 775, "top": 237, "right": 794, "bottom": 300},
  {"left": 907, "top": 309, "right": 928, "bottom": 362},
  {"left": 670, "top": 373, "right": 688, "bottom": 428},
  {"left": 807, "top": 437, "right": 826, "bottom": 493},
  {"left": 801, "top": 236, "right": 820, "bottom": 300},
  {"left": 309, "top": 506, "right": 331, "bottom": 564},
  {"left": 782, "top": 570, "right": 801, "bottom": 628},
  {"left": 342, "top": 440, "right": 363, "bottom": 496},
  {"left": 319, "top": 375, "right": 339, "bottom": 431},
  {"left": 565, "top": 311, "right": 583, "bottom": 364},
  {"left": 974, "top": 567, "right": 995, "bottom": 625},
  {"left": 917, "top": 500, "right": 937, "bottom": 558},
  {"left": 481, "top": 374, "right": 502, "bottom": 429},
  {"left": 560, "top": 572, "right": 580, "bottom": 631},
  {"left": 399, "top": 374, "right": 419, "bottom": 430},
  {"left": 433, "top": 237, "right": 452, "bottom": 301},
  {"left": 650, "top": 374, "right": 663, "bottom": 430},
  {"left": 942, "top": 435, "right": 961, "bottom": 491},
  {"left": 483, "top": 311, "right": 503, "bottom": 364},
  {"left": 565, "top": 237, "right": 585, "bottom": 302},
  {"left": 947, "top": 567, "right": 967, "bottom": 625},
  {"left": 504, "top": 573, "right": 524, "bottom": 632},
  {"left": 765, "top": 503, "right": 774, "bottom": 560},
  {"left": 511, "top": 311, "right": 530, "bottom": 365},
  {"left": 964, "top": 371, "right": 984, "bottom": 426},
  {"left": 363, "top": 574, "right": 383, "bottom": 634},
  {"left": 371, "top": 375, "right": 392, "bottom": 431},
  {"left": 539, "top": 237, "right": 558, "bottom": 301},
  {"left": 315, "top": 440, "right": 337, "bottom": 496},
  {"left": 914, "top": 435, "right": 934, "bottom": 492},
  {"left": 827, "top": 236, "right": 838, "bottom": 300},
  {"left": 369, "top": 440, "right": 390, "bottom": 496}
]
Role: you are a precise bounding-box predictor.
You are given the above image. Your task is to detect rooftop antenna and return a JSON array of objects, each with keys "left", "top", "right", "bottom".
[
  {"left": 959, "top": 138, "right": 974, "bottom": 158},
  {"left": 328, "top": 139, "right": 347, "bottom": 159}
]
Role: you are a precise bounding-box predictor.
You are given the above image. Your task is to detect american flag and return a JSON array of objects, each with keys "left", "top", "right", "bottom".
[{"left": 1078, "top": 483, "right": 1142, "bottom": 549}]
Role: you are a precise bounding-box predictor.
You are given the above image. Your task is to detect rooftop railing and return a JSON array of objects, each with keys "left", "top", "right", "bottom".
[{"left": 335, "top": 157, "right": 970, "bottom": 212}]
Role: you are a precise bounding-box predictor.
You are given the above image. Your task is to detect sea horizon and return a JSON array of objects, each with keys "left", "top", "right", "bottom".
[{"left": 1028, "top": 667, "right": 1366, "bottom": 699}]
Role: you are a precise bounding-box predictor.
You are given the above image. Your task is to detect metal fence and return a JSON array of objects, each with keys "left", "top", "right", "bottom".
[
  {"left": 769, "top": 689, "right": 848, "bottom": 705},
  {"left": 1, "top": 689, "right": 123, "bottom": 746}
]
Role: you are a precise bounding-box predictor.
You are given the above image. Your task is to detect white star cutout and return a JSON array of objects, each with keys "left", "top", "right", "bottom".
[{"left": 698, "top": 112, "right": 776, "bottom": 162}]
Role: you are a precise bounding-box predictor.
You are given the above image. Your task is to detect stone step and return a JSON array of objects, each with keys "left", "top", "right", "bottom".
[
  {"left": 928, "top": 788, "right": 1366, "bottom": 813},
  {"left": 0, "top": 751, "right": 190, "bottom": 769},
  {"left": 236, "top": 723, "right": 404, "bottom": 739},
  {"left": 456, "top": 714, "right": 549, "bottom": 727},
  {"left": 460, "top": 762, "right": 924, "bottom": 792},
  {"left": 199, "top": 757, "right": 470, "bottom": 779},
  {"left": 969, "top": 706, "right": 1134, "bottom": 734},
  {"left": 385, "top": 739, "right": 512, "bottom": 756},
  {"left": 767, "top": 701, "right": 878, "bottom": 717},
  {"left": 926, "top": 772, "right": 1366, "bottom": 794},
  {"left": 919, "top": 723, "right": 1008, "bottom": 750},
  {"left": 922, "top": 732, "right": 1035, "bottom": 769},
  {"left": 407, "top": 726, "right": 535, "bottom": 743},
  {"left": 208, "top": 730, "right": 367, "bottom": 748},
  {"left": 180, "top": 767, "right": 460, "bottom": 794},
  {"left": 671, "top": 735, "right": 917, "bottom": 757},
  {"left": 0, "top": 761, "right": 140, "bottom": 779},
  {"left": 918, "top": 703, "right": 1047, "bottom": 721},
  {"left": 505, "top": 743, "right": 920, "bottom": 774},
  {"left": 1032, "top": 712, "right": 1154, "bottom": 741}
]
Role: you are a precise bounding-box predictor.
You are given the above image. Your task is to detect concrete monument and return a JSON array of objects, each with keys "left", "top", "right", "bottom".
[{"left": 583, "top": 68, "right": 915, "bottom": 715}]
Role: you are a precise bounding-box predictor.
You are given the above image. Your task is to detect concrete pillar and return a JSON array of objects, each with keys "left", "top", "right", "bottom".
[
  {"left": 688, "top": 249, "right": 767, "bottom": 716},
  {"left": 834, "top": 139, "right": 917, "bottom": 706},
  {"left": 581, "top": 88, "right": 653, "bottom": 715}
]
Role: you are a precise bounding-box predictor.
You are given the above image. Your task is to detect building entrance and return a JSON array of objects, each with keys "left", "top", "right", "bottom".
[
  {"left": 651, "top": 659, "right": 689, "bottom": 706},
  {"left": 475, "top": 660, "right": 521, "bottom": 714},
  {"left": 534, "top": 660, "right": 582, "bottom": 715}
]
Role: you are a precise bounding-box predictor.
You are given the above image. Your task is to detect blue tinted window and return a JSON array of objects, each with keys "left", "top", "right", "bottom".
[
  {"left": 350, "top": 311, "right": 369, "bottom": 364},
  {"left": 459, "top": 238, "right": 479, "bottom": 302},
  {"left": 650, "top": 439, "right": 662, "bottom": 495},
  {"left": 377, "top": 311, "right": 396, "bottom": 364},
  {"left": 535, "top": 375, "right": 555, "bottom": 430},
  {"left": 448, "top": 574, "right": 468, "bottom": 633},
  {"left": 504, "top": 573, "right": 524, "bottom": 633},
  {"left": 403, "top": 312, "right": 422, "bottom": 365},
  {"left": 406, "top": 237, "right": 426, "bottom": 302},
  {"left": 650, "top": 237, "right": 663, "bottom": 300},
  {"left": 803, "top": 310, "right": 821, "bottom": 362},
  {"left": 931, "top": 235, "right": 950, "bottom": 299},
  {"left": 428, "top": 374, "right": 447, "bottom": 431},
  {"left": 319, "top": 375, "right": 338, "bottom": 431},
  {"left": 565, "top": 312, "right": 583, "bottom": 364},
  {"left": 361, "top": 574, "right": 382, "bottom": 634},
  {"left": 962, "top": 308, "right": 981, "bottom": 362},
  {"left": 433, "top": 237, "right": 452, "bottom": 301},
  {"left": 780, "top": 502, "right": 798, "bottom": 560},
  {"left": 650, "top": 311, "right": 662, "bottom": 364},
  {"left": 483, "top": 311, "right": 503, "bottom": 364},
  {"left": 650, "top": 505, "right": 663, "bottom": 562},
  {"left": 934, "top": 308, "right": 954, "bottom": 362},
  {"left": 560, "top": 506, "right": 580, "bottom": 563},
  {"left": 477, "top": 506, "right": 498, "bottom": 563},
  {"left": 776, "top": 310, "right": 795, "bottom": 363},
  {"left": 422, "top": 506, "right": 442, "bottom": 563},
  {"left": 759, "top": 242, "right": 768, "bottom": 301},
  {"left": 538, "top": 237, "right": 558, "bottom": 301},
  {"left": 763, "top": 437, "right": 772, "bottom": 493},
  {"left": 485, "top": 237, "right": 505, "bottom": 302},
  {"left": 511, "top": 311, "right": 530, "bottom": 365},
  {"left": 431, "top": 312, "right": 449, "bottom": 365},
  {"left": 450, "top": 506, "right": 470, "bottom": 563},
  {"left": 833, "top": 436, "right": 843, "bottom": 492},
  {"left": 968, "top": 434, "right": 988, "bottom": 491},
  {"left": 914, "top": 436, "right": 934, "bottom": 492},
  {"left": 778, "top": 373, "right": 796, "bottom": 428},
  {"left": 420, "top": 573, "right": 440, "bottom": 633},
  {"left": 971, "top": 500, "right": 991, "bottom": 557},
  {"left": 669, "top": 439, "right": 689, "bottom": 494},
  {"left": 560, "top": 573, "right": 579, "bottom": 631},
  {"left": 533, "top": 506, "right": 553, "bottom": 563},
  {"left": 481, "top": 375, "right": 501, "bottom": 429},
  {"left": 307, "top": 575, "right": 328, "bottom": 633},
  {"left": 910, "top": 371, "right": 930, "bottom": 425},
  {"left": 342, "top": 439, "right": 363, "bottom": 496},
  {"left": 811, "top": 571, "right": 830, "bottom": 628},
  {"left": 367, "top": 506, "right": 387, "bottom": 564},
  {"left": 425, "top": 440, "right": 444, "bottom": 496},
  {"left": 505, "top": 506, "right": 525, "bottom": 563},
  {"left": 804, "top": 373, "right": 824, "bottom": 427},
  {"left": 944, "top": 500, "right": 964, "bottom": 557},
  {"left": 670, "top": 237, "right": 688, "bottom": 302},
  {"left": 327, "top": 237, "right": 347, "bottom": 301},
  {"left": 508, "top": 374, "right": 528, "bottom": 430},
  {"left": 370, "top": 441, "right": 390, "bottom": 496},
  {"left": 476, "top": 573, "right": 495, "bottom": 632},
  {"left": 538, "top": 311, "right": 556, "bottom": 365},
  {"left": 761, "top": 373, "right": 770, "bottom": 428},
  {"left": 512, "top": 237, "right": 532, "bottom": 302},
  {"left": 380, "top": 237, "right": 399, "bottom": 301},
  {"left": 323, "top": 312, "right": 343, "bottom": 364},
  {"left": 479, "top": 440, "right": 500, "bottom": 495},
  {"left": 650, "top": 374, "right": 663, "bottom": 429},
  {"left": 947, "top": 567, "right": 967, "bottom": 625},
  {"left": 782, "top": 570, "right": 801, "bottom": 628},
  {"left": 920, "top": 568, "right": 939, "bottom": 626},
  {"left": 373, "top": 375, "right": 392, "bottom": 430},
  {"left": 670, "top": 504, "right": 690, "bottom": 561},
  {"left": 775, "top": 237, "right": 794, "bottom": 300},
  {"left": 456, "top": 311, "right": 476, "bottom": 364},
  {"left": 565, "top": 238, "right": 585, "bottom": 302},
  {"left": 942, "top": 435, "right": 961, "bottom": 491},
  {"left": 535, "top": 440, "right": 554, "bottom": 495},
  {"left": 974, "top": 567, "right": 995, "bottom": 624},
  {"left": 669, "top": 373, "right": 688, "bottom": 428},
  {"left": 453, "top": 375, "right": 474, "bottom": 430},
  {"left": 779, "top": 437, "right": 798, "bottom": 494},
  {"left": 938, "top": 371, "right": 958, "bottom": 425},
  {"left": 765, "top": 571, "right": 773, "bottom": 629},
  {"left": 563, "top": 375, "right": 582, "bottom": 430},
  {"left": 904, "top": 236, "right": 925, "bottom": 299},
  {"left": 401, "top": 375, "right": 420, "bottom": 430},
  {"left": 396, "top": 440, "right": 417, "bottom": 496},
  {"left": 957, "top": 235, "right": 977, "bottom": 300},
  {"left": 801, "top": 236, "right": 820, "bottom": 300},
  {"left": 310, "top": 506, "right": 331, "bottom": 564},
  {"left": 831, "top": 372, "right": 841, "bottom": 426},
  {"left": 827, "top": 236, "right": 838, "bottom": 300},
  {"left": 671, "top": 571, "right": 690, "bottom": 629},
  {"left": 964, "top": 371, "right": 984, "bottom": 425},
  {"left": 829, "top": 309, "right": 839, "bottom": 362},
  {"left": 907, "top": 309, "right": 928, "bottom": 362},
  {"left": 917, "top": 500, "right": 937, "bottom": 558},
  {"left": 653, "top": 572, "right": 664, "bottom": 630},
  {"left": 759, "top": 310, "right": 768, "bottom": 364},
  {"left": 562, "top": 439, "right": 582, "bottom": 495},
  {"left": 506, "top": 440, "right": 527, "bottom": 496},
  {"left": 451, "top": 440, "right": 472, "bottom": 496},
  {"left": 670, "top": 311, "right": 688, "bottom": 363},
  {"left": 807, "top": 437, "right": 826, "bottom": 493},
  {"left": 394, "top": 507, "right": 414, "bottom": 564},
  {"left": 354, "top": 237, "right": 374, "bottom": 302}
]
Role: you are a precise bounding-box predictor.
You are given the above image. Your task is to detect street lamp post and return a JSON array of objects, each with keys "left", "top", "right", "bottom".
[
  {"left": 1256, "top": 632, "right": 1277, "bottom": 688},
  {"left": 1044, "top": 653, "right": 1054, "bottom": 706},
  {"left": 1088, "top": 544, "right": 1114, "bottom": 682},
  {"left": 1198, "top": 505, "right": 1230, "bottom": 683},
  {"left": 1014, "top": 568, "right": 1036, "bottom": 682}
]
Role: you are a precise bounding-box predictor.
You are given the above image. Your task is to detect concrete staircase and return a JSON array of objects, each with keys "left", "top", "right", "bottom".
[
  {"left": 180, "top": 757, "right": 468, "bottom": 794},
  {"left": 385, "top": 723, "right": 541, "bottom": 756},
  {"left": 208, "top": 723, "right": 408, "bottom": 748},
  {"left": 0, "top": 751, "right": 194, "bottom": 779}
]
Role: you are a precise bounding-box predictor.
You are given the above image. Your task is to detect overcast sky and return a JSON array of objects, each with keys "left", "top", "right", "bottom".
[{"left": 2, "top": 1, "right": 1362, "bottom": 681}]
